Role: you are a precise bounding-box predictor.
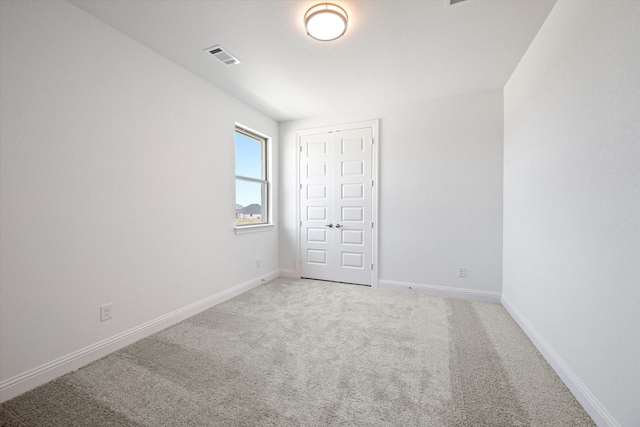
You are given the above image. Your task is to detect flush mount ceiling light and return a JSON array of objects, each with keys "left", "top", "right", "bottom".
[{"left": 304, "top": 3, "right": 348, "bottom": 41}]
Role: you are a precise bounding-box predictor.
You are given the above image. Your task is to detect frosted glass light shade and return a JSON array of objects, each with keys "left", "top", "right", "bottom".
[{"left": 304, "top": 3, "right": 348, "bottom": 41}]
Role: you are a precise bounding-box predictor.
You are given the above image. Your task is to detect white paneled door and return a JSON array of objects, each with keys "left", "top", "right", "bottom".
[{"left": 299, "top": 123, "right": 377, "bottom": 286}]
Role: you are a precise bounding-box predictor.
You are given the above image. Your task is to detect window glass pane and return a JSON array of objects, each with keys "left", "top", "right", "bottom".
[
  {"left": 236, "top": 179, "right": 266, "bottom": 225},
  {"left": 235, "top": 131, "right": 263, "bottom": 179}
]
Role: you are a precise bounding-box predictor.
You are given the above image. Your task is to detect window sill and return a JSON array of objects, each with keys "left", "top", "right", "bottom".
[{"left": 234, "top": 224, "right": 274, "bottom": 235}]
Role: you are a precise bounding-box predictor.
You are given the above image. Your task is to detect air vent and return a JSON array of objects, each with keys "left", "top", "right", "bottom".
[{"left": 205, "top": 45, "right": 241, "bottom": 66}]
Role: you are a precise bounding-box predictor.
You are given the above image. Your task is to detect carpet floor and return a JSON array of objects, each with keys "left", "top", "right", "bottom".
[{"left": 0, "top": 277, "right": 594, "bottom": 426}]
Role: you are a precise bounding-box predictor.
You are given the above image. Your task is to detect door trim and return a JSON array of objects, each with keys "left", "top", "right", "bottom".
[{"left": 295, "top": 120, "right": 379, "bottom": 287}]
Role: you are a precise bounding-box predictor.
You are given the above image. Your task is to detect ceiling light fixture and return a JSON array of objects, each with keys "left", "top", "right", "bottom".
[{"left": 304, "top": 3, "right": 348, "bottom": 42}]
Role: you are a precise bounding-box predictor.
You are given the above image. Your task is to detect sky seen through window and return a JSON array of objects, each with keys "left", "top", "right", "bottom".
[{"left": 235, "top": 131, "right": 264, "bottom": 207}]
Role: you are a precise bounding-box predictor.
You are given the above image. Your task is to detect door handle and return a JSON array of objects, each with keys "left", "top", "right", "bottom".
[
  {"left": 335, "top": 224, "right": 342, "bottom": 228},
  {"left": 326, "top": 224, "right": 333, "bottom": 228}
]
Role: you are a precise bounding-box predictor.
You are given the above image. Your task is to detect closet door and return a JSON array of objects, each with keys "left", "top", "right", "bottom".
[
  {"left": 333, "top": 127, "right": 372, "bottom": 285},
  {"left": 299, "top": 131, "right": 336, "bottom": 282},
  {"left": 299, "top": 126, "right": 373, "bottom": 286}
]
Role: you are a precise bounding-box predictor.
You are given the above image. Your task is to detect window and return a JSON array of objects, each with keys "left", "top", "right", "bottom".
[{"left": 235, "top": 125, "right": 269, "bottom": 227}]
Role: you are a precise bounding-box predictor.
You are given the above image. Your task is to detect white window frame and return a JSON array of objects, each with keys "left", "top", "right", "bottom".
[{"left": 234, "top": 124, "right": 273, "bottom": 234}]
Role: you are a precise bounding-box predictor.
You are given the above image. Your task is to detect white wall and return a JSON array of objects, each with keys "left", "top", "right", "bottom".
[
  {"left": 0, "top": 0, "right": 278, "bottom": 398},
  {"left": 280, "top": 90, "right": 504, "bottom": 301},
  {"left": 503, "top": 1, "right": 640, "bottom": 426}
]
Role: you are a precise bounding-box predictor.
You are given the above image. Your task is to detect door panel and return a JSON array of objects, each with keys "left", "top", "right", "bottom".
[
  {"left": 300, "top": 132, "right": 335, "bottom": 282},
  {"left": 333, "top": 128, "right": 372, "bottom": 285},
  {"left": 299, "top": 126, "right": 373, "bottom": 286},
  {"left": 342, "top": 229, "right": 363, "bottom": 245}
]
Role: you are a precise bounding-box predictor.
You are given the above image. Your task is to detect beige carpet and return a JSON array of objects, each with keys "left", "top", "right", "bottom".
[{"left": 0, "top": 277, "right": 594, "bottom": 426}]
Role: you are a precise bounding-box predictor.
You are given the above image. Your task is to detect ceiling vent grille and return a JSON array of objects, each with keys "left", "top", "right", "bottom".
[{"left": 205, "top": 45, "right": 241, "bottom": 66}]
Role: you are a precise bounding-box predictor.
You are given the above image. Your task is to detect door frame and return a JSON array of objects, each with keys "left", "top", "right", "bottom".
[{"left": 295, "top": 119, "right": 379, "bottom": 287}]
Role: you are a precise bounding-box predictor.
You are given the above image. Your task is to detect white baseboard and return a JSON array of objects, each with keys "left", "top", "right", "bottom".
[
  {"left": 279, "top": 269, "right": 298, "bottom": 278},
  {"left": 378, "top": 279, "right": 501, "bottom": 303},
  {"left": 0, "top": 270, "right": 280, "bottom": 403},
  {"left": 501, "top": 297, "right": 619, "bottom": 427}
]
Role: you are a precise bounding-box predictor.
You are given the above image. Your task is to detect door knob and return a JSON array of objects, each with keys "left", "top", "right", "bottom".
[
  {"left": 326, "top": 224, "right": 333, "bottom": 228},
  {"left": 335, "top": 224, "right": 342, "bottom": 228}
]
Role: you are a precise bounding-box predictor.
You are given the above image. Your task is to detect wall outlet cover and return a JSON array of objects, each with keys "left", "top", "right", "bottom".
[{"left": 100, "top": 304, "right": 112, "bottom": 321}]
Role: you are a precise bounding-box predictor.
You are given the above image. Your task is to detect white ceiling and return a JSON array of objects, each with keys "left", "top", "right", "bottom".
[{"left": 70, "top": 0, "right": 556, "bottom": 122}]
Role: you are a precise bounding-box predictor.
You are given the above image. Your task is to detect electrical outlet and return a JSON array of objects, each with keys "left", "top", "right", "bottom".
[
  {"left": 458, "top": 267, "right": 467, "bottom": 278},
  {"left": 256, "top": 259, "right": 261, "bottom": 269},
  {"left": 100, "top": 304, "right": 112, "bottom": 321}
]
